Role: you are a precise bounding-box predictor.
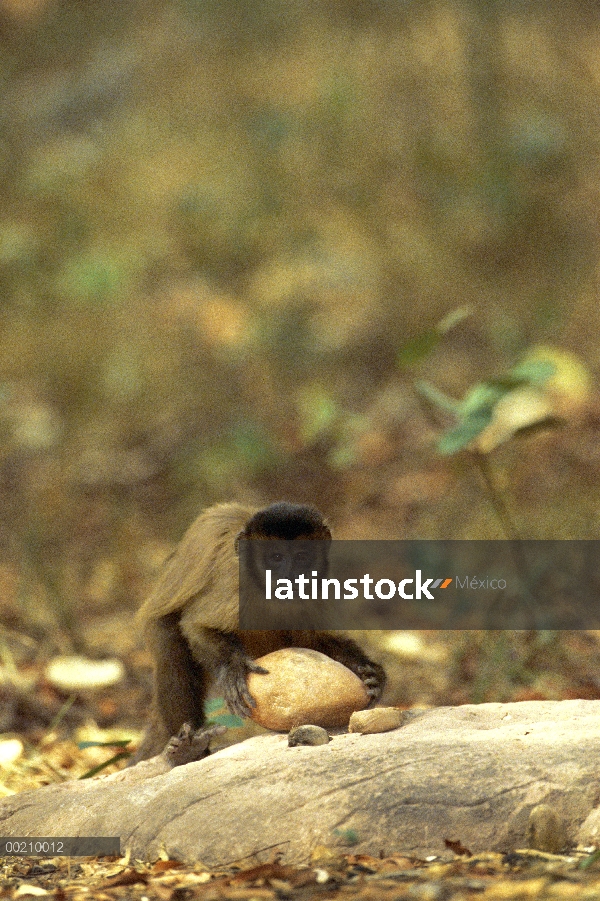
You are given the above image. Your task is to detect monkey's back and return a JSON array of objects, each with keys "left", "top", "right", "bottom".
[{"left": 137, "top": 502, "right": 255, "bottom": 630}]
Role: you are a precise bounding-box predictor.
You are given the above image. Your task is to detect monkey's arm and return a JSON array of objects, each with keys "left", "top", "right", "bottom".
[
  {"left": 306, "top": 632, "right": 387, "bottom": 703},
  {"left": 181, "top": 623, "right": 268, "bottom": 716},
  {"left": 128, "top": 612, "right": 212, "bottom": 764},
  {"left": 152, "top": 612, "right": 209, "bottom": 735}
]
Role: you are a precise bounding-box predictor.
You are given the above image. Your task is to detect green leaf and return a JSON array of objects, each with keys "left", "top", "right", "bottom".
[
  {"left": 459, "top": 383, "right": 505, "bottom": 416},
  {"left": 436, "top": 382, "right": 505, "bottom": 455},
  {"left": 580, "top": 849, "right": 600, "bottom": 870},
  {"left": 332, "top": 828, "right": 359, "bottom": 845},
  {"left": 438, "top": 407, "right": 495, "bottom": 455},
  {"left": 208, "top": 713, "right": 244, "bottom": 728},
  {"left": 78, "top": 739, "right": 132, "bottom": 750},
  {"left": 432, "top": 357, "right": 556, "bottom": 457},
  {"left": 484, "top": 361, "right": 556, "bottom": 393},
  {"left": 508, "top": 360, "right": 556, "bottom": 386},
  {"left": 416, "top": 381, "right": 461, "bottom": 414},
  {"left": 205, "top": 697, "right": 226, "bottom": 714},
  {"left": 79, "top": 752, "right": 131, "bottom": 778},
  {"left": 437, "top": 305, "right": 474, "bottom": 334}
]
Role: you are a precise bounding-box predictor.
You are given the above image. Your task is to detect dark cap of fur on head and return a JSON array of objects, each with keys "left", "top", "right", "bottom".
[{"left": 242, "top": 502, "right": 331, "bottom": 541}]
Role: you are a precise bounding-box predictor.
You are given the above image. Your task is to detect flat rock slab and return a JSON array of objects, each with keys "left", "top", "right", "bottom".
[{"left": 2, "top": 700, "right": 600, "bottom": 864}]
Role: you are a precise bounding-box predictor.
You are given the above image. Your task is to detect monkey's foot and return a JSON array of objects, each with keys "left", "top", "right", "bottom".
[
  {"left": 163, "top": 723, "right": 226, "bottom": 768},
  {"left": 354, "top": 661, "right": 387, "bottom": 704},
  {"left": 219, "top": 655, "right": 269, "bottom": 717}
]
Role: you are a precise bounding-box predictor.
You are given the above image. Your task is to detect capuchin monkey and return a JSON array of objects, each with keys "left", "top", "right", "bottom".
[{"left": 131, "top": 501, "right": 386, "bottom": 764}]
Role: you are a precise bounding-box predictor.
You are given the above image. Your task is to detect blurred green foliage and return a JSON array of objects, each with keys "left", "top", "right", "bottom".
[{"left": 419, "top": 358, "right": 555, "bottom": 455}]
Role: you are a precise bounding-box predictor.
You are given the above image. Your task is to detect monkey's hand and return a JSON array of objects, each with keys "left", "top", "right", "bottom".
[
  {"left": 218, "top": 654, "right": 269, "bottom": 717},
  {"left": 163, "top": 722, "right": 227, "bottom": 768},
  {"left": 353, "top": 660, "right": 387, "bottom": 705}
]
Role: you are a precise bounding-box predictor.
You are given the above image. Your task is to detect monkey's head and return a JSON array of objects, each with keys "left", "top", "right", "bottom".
[
  {"left": 236, "top": 501, "right": 331, "bottom": 586},
  {"left": 240, "top": 502, "right": 331, "bottom": 543},
  {"left": 237, "top": 502, "right": 332, "bottom": 628}
]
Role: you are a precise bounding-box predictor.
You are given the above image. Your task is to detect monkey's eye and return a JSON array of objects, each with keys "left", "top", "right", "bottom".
[
  {"left": 269, "top": 553, "right": 284, "bottom": 564},
  {"left": 294, "top": 551, "right": 310, "bottom": 564}
]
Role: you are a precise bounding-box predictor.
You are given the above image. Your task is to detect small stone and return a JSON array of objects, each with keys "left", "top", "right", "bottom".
[
  {"left": 349, "top": 707, "right": 407, "bottom": 734},
  {"left": 247, "top": 648, "right": 369, "bottom": 731},
  {"left": 288, "top": 725, "right": 330, "bottom": 747},
  {"left": 527, "top": 804, "right": 568, "bottom": 854}
]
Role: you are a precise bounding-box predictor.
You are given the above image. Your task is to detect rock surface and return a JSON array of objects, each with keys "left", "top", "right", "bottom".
[
  {"left": 247, "top": 647, "right": 370, "bottom": 730},
  {"left": 2, "top": 700, "right": 600, "bottom": 864}
]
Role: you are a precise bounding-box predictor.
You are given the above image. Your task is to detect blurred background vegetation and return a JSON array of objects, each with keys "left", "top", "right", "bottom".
[{"left": 2, "top": 0, "right": 600, "bottom": 759}]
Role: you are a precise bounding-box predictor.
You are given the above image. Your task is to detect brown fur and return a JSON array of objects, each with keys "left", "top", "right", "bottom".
[{"left": 132, "top": 502, "right": 386, "bottom": 762}]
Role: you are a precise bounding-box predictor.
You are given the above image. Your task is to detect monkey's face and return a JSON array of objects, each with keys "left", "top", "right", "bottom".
[
  {"left": 236, "top": 502, "right": 331, "bottom": 586},
  {"left": 239, "top": 538, "right": 331, "bottom": 629},
  {"left": 252, "top": 540, "right": 325, "bottom": 585},
  {"left": 237, "top": 502, "right": 332, "bottom": 627}
]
